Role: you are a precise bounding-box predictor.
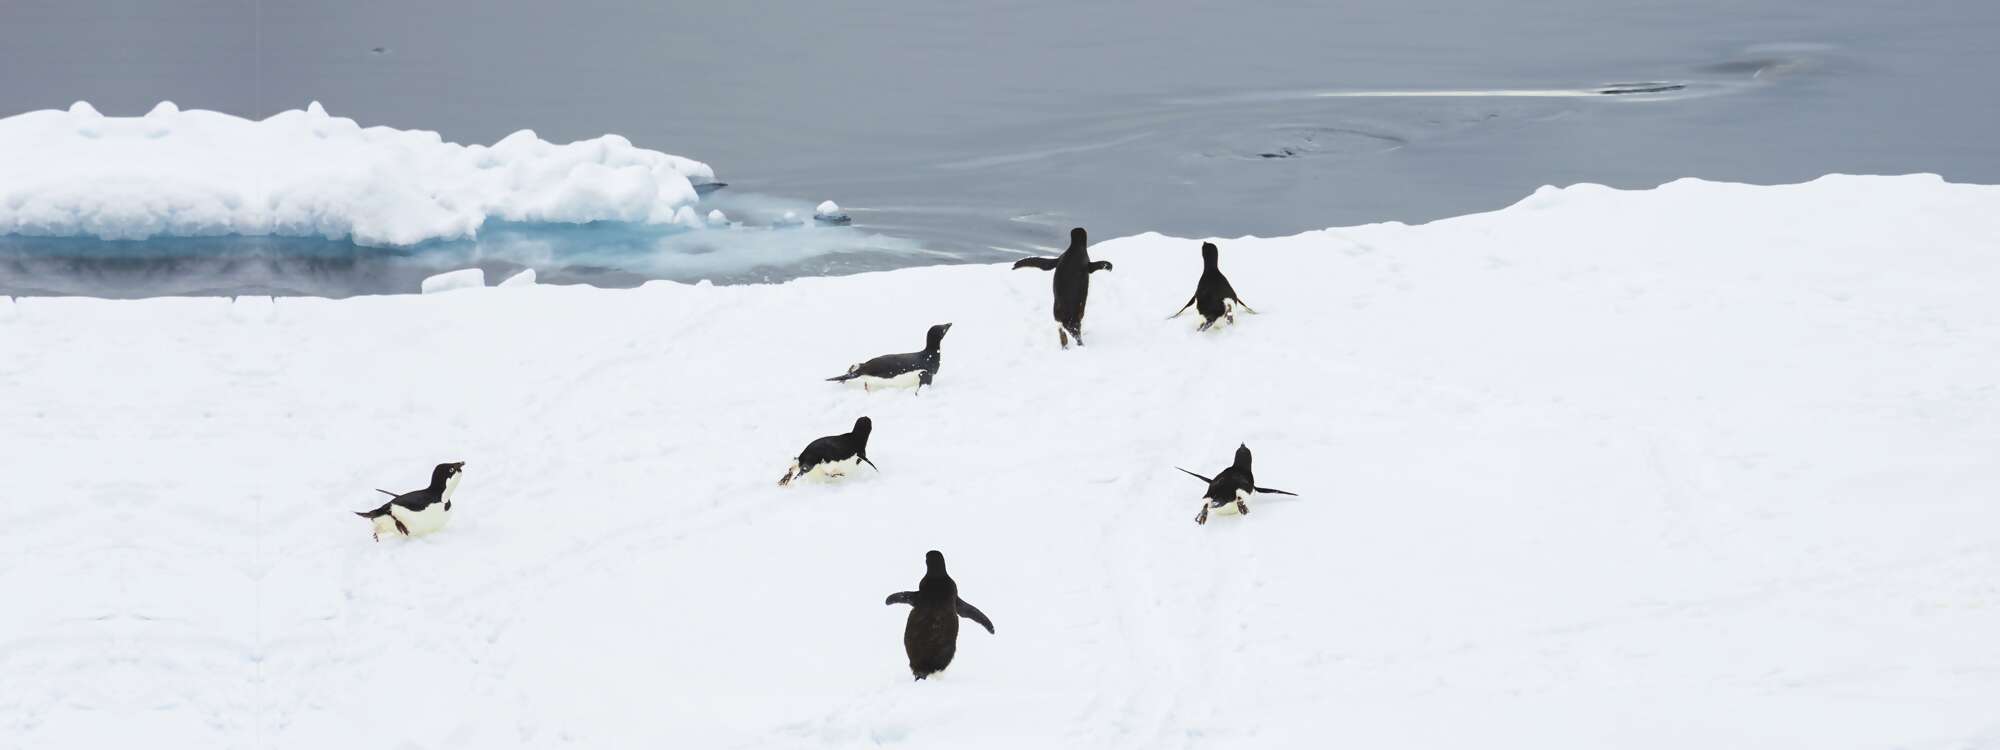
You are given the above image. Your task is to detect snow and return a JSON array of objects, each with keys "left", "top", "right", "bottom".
[
  {"left": 498, "top": 268, "right": 538, "bottom": 288},
  {"left": 3, "top": 174, "right": 1998, "bottom": 748},
  {"left": 0, "top": 102, "right": 716, "bottom": 246},
  {"left": 420, "top": 267, "right": 486, "bottom": 293}
]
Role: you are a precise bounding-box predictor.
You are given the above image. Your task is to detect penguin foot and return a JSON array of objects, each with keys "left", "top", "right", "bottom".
[
  {"left": 393, "top": 518, "right": 410, "bottom": 536},
  {"left": 1197, "top": 318, "right": 1216, "bottom": 332},
  {"left": 1195, "top": 507, "right": 1210, "bottom": 525},
  {"left": 778, "top": 468, "right": 798, "bottom": 487},
  {"left": 1058, "top": 328, "right": 1070, "bottom": 349},
  {"left": 1236, "top": 499, "right": 1250, "bottom": 516}
]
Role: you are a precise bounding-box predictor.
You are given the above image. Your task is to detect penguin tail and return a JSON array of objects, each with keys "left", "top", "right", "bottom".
[{"left": 861, "top": 456, "right": 881, "bottom": 473}]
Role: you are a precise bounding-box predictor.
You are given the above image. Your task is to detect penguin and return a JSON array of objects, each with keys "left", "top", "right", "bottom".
[
  {"left": 778, "top": 416, "right": 879, "bottom": 486},
  {"left": 1012, "top": 227, "right": 1113, "bottom": 349},
  {"left": 1169, "top": 241, "right": 1258, "bottom": 331},
  {"left": 825, "top": 323, "right": 952, "bottom": 392},
  {"left": 1177, "top": 444, "right": 1296, "bottom": 525},
  {"left": 354, "top": 462, "right": 466, "bottom": 541},
  {"left": 884, "top": 550, "right": 995, "bottom": 680}
]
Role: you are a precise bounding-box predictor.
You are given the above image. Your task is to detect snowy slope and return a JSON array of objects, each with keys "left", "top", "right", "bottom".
[
  {"left": 3, "top": 175, "right": 1998, "bottom": 748},
  {"left": 0, "top": 102, "right": 716, "bottom": 245}
]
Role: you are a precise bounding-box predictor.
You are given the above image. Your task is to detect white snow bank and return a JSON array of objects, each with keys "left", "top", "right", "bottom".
[
  {"left": 3, "top": 175, "right": 1998, "bottom": 748},
  {"left": 0, "top": 102, "right": 716, "bottom": 246},
  {"left": 497, "top": 268, "right": 538, "bottom": 287},
  {"left": 420, "top": 267, "right": 485, "bottom": 293}
]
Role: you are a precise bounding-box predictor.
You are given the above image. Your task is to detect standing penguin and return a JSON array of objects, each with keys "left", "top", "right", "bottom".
[
  {"left": 354, "top": 462, "right": 466, "bottom": 541},
  {"left": 1177, "top": 444, "right": 1296, "bottom": 525},
  {"left": 778, "top": 416, "right": 879, "bottom": 486},
  {"left": 1012, "top": 227, "right": 1113, "bottom": 349},
  {"left": 884, "top": 550, "right": 995, "bottom": 680},
  {"left": 1169, "top": 241, "right": 1258, "bottom": 331},
  {"left": 825, "top": 323, "right": 952, "bottom": 392}
]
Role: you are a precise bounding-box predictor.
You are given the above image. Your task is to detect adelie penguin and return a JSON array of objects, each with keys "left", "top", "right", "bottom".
[
  {"left": 1012, "top": 227, "right": 1113, "bottom": 349},
  {"left": 826, "top": 323, "right": 952, "bottom": 393},
  {"left": 1169, "top": 241, "right": 1258, "bottom": 331},
  {"left": 778, "top": 416, "right": 879, "bottom": 486},
  {"left": 354, "top": 462, "right": 466, "bottom": 541},
  {"left": 884, "top": 550, "right": 995, "bottom": 680},
  {"left": 1178, "top": 444, "right": 1296, "bottom": 525}
]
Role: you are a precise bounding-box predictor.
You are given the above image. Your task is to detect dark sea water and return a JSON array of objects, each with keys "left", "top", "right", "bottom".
[{"left": 2, "top": 0, "right": 1997, "bottom": 296}]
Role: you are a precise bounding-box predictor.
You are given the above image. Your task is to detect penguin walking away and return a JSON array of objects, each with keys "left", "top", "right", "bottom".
[
  {"left": 778, "top": 416, "right": 879, "bottom": 486},
  {"left": 1012, "top": 227, "right": 1113, "bottom": 349},
  {"left": 826, "top": 323, "right": 953, "bottom": 392},
  {"left": 1177, "top": 444, "right": 1295, "bottom": 525},
  {"left": 355, "top": 462, "right": 466, "bottom": 541},
  {"left": 1169, "top": 241, "right": 1258, "bottom": 331},
  {"left": 884, "top": 550, "right": 995, "bottom": 680}
]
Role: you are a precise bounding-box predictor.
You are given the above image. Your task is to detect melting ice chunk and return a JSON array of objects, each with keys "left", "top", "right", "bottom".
[
  {"left": 422, "top": 268, "right": 486, "bottom": 293},
  {"left": 813, "top": 200, "right": 851, "bottom": 225}
]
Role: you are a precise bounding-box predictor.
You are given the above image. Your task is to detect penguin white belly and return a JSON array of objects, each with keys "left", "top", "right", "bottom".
[
  {"left": 1208, "top": 489, "right": 1253, "bottom": 517},
  {"left": 807, "top": 455, "right": 865, "bottom": 480},
  {"left": 856, "top": 369, "right": 925, "bottom": 390},
  {"left": 388, "top": 502, "right": 453, "bottom": 537}
]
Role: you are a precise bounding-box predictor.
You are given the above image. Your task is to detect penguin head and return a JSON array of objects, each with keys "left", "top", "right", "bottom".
[
  {"left": 925, "top": 550, "right": 946, "bottom": 571},
  {"left": 430, "top": 462, "right": 466, "bottom": 491},
  {"left": 852, "top": 416, "right": 873, "bottom": 439},
  {"left": 1232, "top": 444, "right": 1252, "bottom": 469},
  {"left": 1068, "top": 227, "right": 1087, "bottom": 248},
  {"left": 926, "top": 323, "right": 953, "bottom": 349},
  {"left": 1201, "top": 241, "right": 1220, "bottom": 266}
]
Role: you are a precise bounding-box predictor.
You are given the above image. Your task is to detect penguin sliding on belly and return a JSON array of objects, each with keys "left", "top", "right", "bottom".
[
  {"left": 884, "top": 550, "right": 995, "bottom": 680},
  {"left": 1012, "top": 227, "right": 1113, "bottom": 349},
  {"left": 354, "top": 462, "right": 465, "bottom": 541},
  {"left": 778, "top": 416, "right": 879, "bottom": 486},
  {"left": 1177, "top": 444, "right": 1295, "bottom": 525},
  {"left": 1169, "top": 241, "right": 1258, "bottom": 331},
  {"left": 826, "top": 323, "right": 952, "bottom": 393}
]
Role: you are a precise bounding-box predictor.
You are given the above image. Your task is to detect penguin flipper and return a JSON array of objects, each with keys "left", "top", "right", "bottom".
[
  {"left": 1168, "top": 295, "right": 1196, "bottom": 319},
  {"left": 1011, "top": 256, "right": 1059, "bottom": 271},
  {"left": 1087, "top": 260, "right": 1114, "bottom": 273},
  {"left": 374, "top": 488, "right": 399, "bottom": 498},
  {"left": 956, "top": 598, "right": 996, "bottom": 634},
  {"left": 1177, "top": 467, "right": 1215, "bottom": 484},
  {"left": 1254, "top": 485, "right": 1298, "bottom": 497},
  {"left": 885, "top": 591, "right": 917, "bottom": 606}
]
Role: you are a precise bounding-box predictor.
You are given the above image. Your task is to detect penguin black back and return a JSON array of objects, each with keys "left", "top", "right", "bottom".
[
  {"left": 1176, "top": 444, "right": 1296, "bottom": 525},
  {"left": 1013, "top": 227, "right": 1113, "bottom": 349},
  {"left": 1170, "top": 241, "right": 1257, "bottom": 330},
  {"left": 884, "top": 550, "right": 995, "bottom": 680}
]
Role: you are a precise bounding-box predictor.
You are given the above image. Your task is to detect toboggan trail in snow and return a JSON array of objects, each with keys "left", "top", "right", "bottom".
[{"left": 1, "top": 175, "right": 1998, "bottom": 747}]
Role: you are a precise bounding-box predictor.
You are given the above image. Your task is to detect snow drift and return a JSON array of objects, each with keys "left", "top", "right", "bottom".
[
  {"left": 0, "top": 102, "right": 718, "bottom": 246},
  {"left": 2, "top": 175, "right": 1997, "bottom": 748}
]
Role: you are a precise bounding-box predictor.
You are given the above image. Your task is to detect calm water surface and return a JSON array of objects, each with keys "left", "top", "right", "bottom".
[{"left": 2, "top": 0, "right": 1996, "bottom": 295}]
